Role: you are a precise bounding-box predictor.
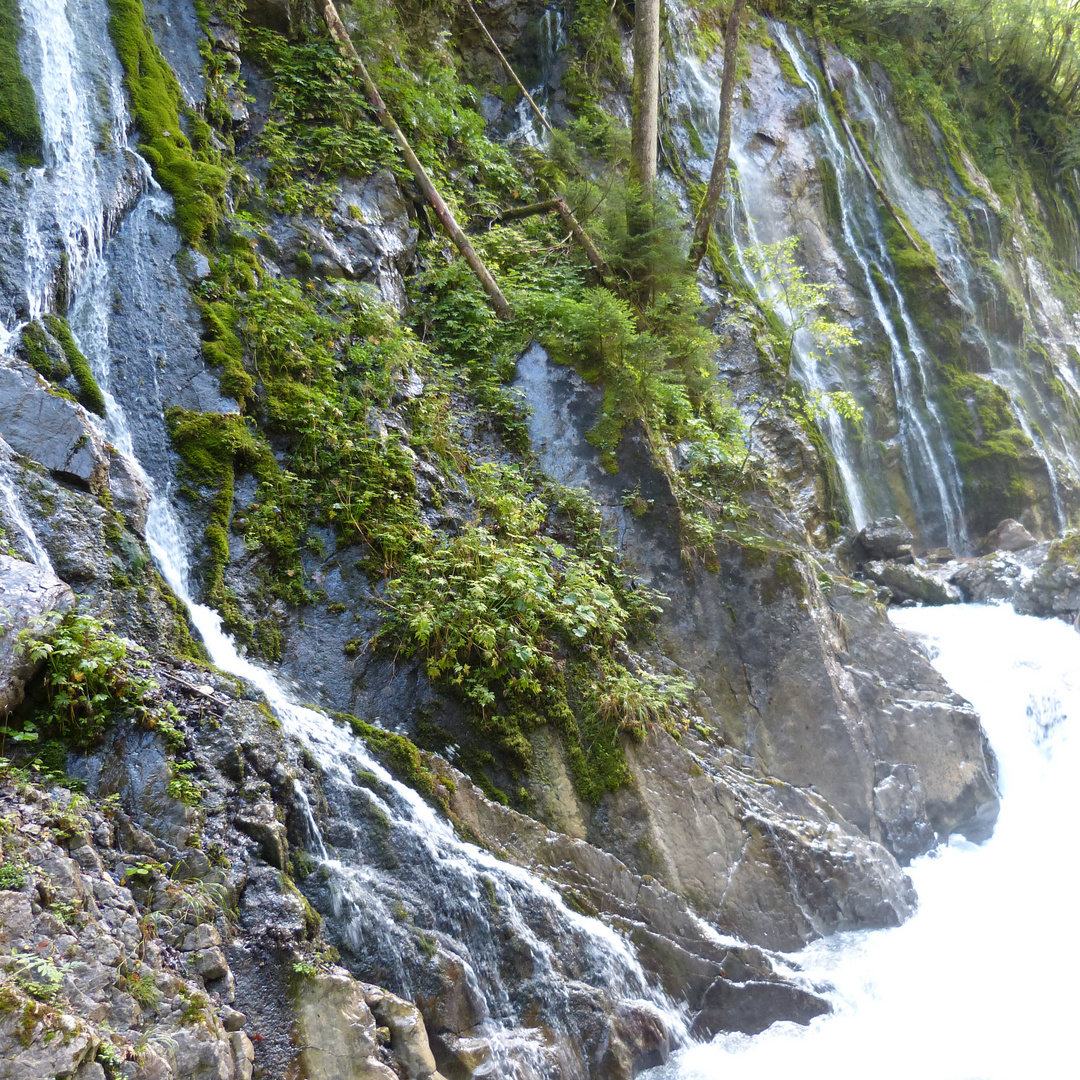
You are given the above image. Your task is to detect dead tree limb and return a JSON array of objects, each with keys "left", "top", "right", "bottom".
[
  {"left": 497, "top": 197, "right": 609, "bottom": 278},
  {"left": 317, "top": 0, "right": 511, "bottom": 318},
  {"left": 461, "top": 0, "right": 553, "bottom": 138}
]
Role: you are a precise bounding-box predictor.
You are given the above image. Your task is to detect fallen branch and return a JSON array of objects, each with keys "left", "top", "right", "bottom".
[
  {"left": 497, "top": 197, "right": 609, "bottom": 279},
  {"left": 317, "top": 0, "right": 511, "bottom": 318},
  {"left": 461, "top": 0, "right": 553, "bottom": 139}
]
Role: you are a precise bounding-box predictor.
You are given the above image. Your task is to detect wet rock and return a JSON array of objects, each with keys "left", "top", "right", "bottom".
[
  {"left": 864, "top": 560, "right": 960, "bottom": 605},
  {"left": 985, "top": 518, "right": 1037, "bottom": 552},
  {"left": 1011, "top": 538, "right": 1080, "bottom": 624},
  {"left": 873, "top": 763, "right": 936, "bottom": 865},
  {"left": 107, "top": 450, "right": 151, "bottom": 537},
  {"left": 291, "top": 973, "right": 399, "bottom": 1080},
  {"left": 0, "top": 359, "right": 110, "bottom": 491},
  {"left": 854, "top": 516, "right": 915, "bottom": 562},
  {"left": 362, "top": 985, "right": 443, "bottom": 1079},
  {"left": 0, "top": 555, "right": 74, "bottom": 715},
  {"left": 951, "top": 552, "right": 1026, "bottom": 603},
  {"left": 689, "top": 977, "right": 830, "bottom": 1038},
  {"left": 235, "top": 800, "right": 289, "bottom": 871}
]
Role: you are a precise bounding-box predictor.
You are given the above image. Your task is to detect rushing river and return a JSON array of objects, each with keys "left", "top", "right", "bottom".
[{"left": 646, "top": 602, "right": 1079, "bottom": 1079}]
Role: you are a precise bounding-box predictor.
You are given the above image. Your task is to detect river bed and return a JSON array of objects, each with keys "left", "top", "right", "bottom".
[{"left": 646, "top": 602, "right": 1079, "bottom": 1079}]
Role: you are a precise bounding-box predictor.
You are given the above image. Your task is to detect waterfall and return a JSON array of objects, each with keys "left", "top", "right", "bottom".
[
  {"left": 668, "top": 12, "right": 974, "bottom": 549},
  {"left": 644, "top": 602, "right": 1078, "bottom": 1079},
  {"left": 0, "top": 438, "right": 53, "bottom": 572},
  {"left": 2, "top": 0, "right": 686, "bottom": 1069},
  {"left": 845, "top": 69, "right": 1079, "bottom": 533},
  {"left": 508, "top": 6, "right": 567, "bottom": 146}
]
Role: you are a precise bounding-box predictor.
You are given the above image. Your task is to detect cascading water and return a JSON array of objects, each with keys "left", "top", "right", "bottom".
[
  {"left": 668, "top": 12, "right": 971, "bottom": 549},
  {"left": 845, "top": 69, "right": 1080, "bottom": 533},
  {"left": 0, "top": 438, "right": 53, "bottom": 572},
  {"left": 1, "top": 1, "right": 687, "bottom": 1071},
  {"left": 508, "top": 6, "right": 567, "bottom": 146},
  {"left": 644, "top": 602, "right": 1079, "bottom": 1079}
]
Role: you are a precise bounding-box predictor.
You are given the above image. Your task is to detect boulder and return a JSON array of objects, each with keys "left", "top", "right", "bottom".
[
  {"left": 951, "top": 553, "right": 1025, "bottom": 603},
  {"left": 689, "top": 977, "right": 830, "bottom": 1039},
  {"left": 873, "top": 763, "right": 936, "bottom": 865},
  {"left": 362, "top": 986, "right": 443, "bottom": 1080},
  {"left": 290, "top": 973, "right": 398, "bottom": 1080},
  {"left": 985, "top": 518, "right": 1037, "bottom": 553},
  {"left": 854, "top": 516, "right": 915, "bottom": 562},
  {"left": 864, "top": 560, "right": 960, "bottom": 605},
  {"left": 0, "top": 555, "right": 75, "bottom": 716},
  {"left": 0, "top": 359, "right": 110, "bottom": 491}
]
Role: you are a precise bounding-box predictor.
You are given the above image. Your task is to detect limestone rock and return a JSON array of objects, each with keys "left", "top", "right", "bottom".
[
  {"left": 0, "top": 555, "right": 75, "bottom": 716},
  {"left": 0, "top": 358, "right": 110, "bottom": 490},
  {"left": 985, "top": 518, "right": 1037, "bottom": 552},
  {"left": 362, "top": 985, "right": 442, "bottom": 1080},
  {"left": 951, "top": 552, "right": 1026, "bottom": 603},
  {"left": 107, "top": 451, "right": 151, "bottom": 538},
  {"left": 873, "top": 763, "right": 936, "bottom": 865},
  {"left": 689, "top": 977, "right": 830, "bottom": 1039},
  {"left": 854, "top": 516, "right": 915, "bottom": 562},
  {"left": 291, "top": 973, "right": 398, "bottom": 1080},
  {"left": 864, "top": 560, "right": 961, "bottom": 605},
  {"left": 235, "top": 800, "right": 289, "bottom": 871}
]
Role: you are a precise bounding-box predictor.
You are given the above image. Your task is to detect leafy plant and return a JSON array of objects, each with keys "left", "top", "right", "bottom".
[{"left": 15, "top": 611, "right": 152, "bottom": 746}]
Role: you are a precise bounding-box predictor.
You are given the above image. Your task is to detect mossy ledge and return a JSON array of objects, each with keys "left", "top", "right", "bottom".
[
  {"left": 0, "top": 0, "right": 42, "bottom": 163},
  {"left": 106, "top": 0, "right": 226, "bottom": 244},
  {"left": 43, "top": 314, "right": 107, "bottom": 417}
]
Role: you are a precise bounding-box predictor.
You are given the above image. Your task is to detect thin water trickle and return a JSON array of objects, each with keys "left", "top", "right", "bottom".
[
  {"left": 508, "top": 6, "right": 566, "bottom": 146},
  {"left": 0, "top": 438, "right": 53, "bottom": 572},
  {"left": 6, "top": 1, "right": 688, "bottom": 1064},
  {"left": 644, "top": 603, "right": 1079, "bottom": 1079}
]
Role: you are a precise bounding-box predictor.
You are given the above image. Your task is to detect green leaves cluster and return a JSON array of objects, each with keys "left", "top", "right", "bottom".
[
  {"left": 381, "top": 464, "right": 645, "bottom": 714},
  {"left": 14, "top": 611, "right": 152, "bottom": 747}
]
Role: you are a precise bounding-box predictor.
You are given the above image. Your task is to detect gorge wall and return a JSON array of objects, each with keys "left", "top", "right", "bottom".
[{"left": 1, "top": 1, "right": 1075, "bottom": 1078}]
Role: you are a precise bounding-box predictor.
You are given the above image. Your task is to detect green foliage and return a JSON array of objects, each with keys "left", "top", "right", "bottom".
[
  {"left": 15, "top": 610, "right": 153, "bottom": 747},
  {"left": 6, "top": 946, "right": 74, "bottom": 1002},
  {"left": 0, "top": 855, "right": 26, "bottom": 890},
  {"left": 0, "top": 0, "right": 41, "bottom": 161},
  {"left": 106, "top": 0, "right": 226, "bottom": 242},
  {"left": 377, "top": 463, "right": 677, "bottom": 799},
  {"left": 245, "top": 28, "right": 401, "bottom": 218}
]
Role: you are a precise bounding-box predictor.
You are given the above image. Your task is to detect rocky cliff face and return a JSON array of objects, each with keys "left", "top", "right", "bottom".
[{"left": 0, "top": 0, "right": 1060, "bottom": 1077}]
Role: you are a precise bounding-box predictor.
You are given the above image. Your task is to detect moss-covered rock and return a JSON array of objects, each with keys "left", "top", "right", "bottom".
[
  {"left": 0, "top": 0, "right": 41, "bottom": 162},
  {"left": 106, "top": 0, "right": 227, "bottom": 244}
]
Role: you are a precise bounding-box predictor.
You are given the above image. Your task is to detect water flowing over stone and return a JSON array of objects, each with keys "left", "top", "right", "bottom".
[
  {"left": 644, "top": 603, "right": 1079, "bottom": 1079},
  {"left": 0, "top": 4, "right": 689, "bottom": 1071}
]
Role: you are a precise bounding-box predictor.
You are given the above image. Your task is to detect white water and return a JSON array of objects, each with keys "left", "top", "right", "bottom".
[
  {"left": 645, "top": 602, "right": 1079, "bottom": 1079},
  {"left": 0, "top": 438, "right": 53, "bottom": 572},
  {"left": 508, "top": 6, "right": 566, "bottom": 146}
]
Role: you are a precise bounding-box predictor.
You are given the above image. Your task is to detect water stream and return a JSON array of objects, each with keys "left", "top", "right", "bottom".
[
  {"left": 1, "top": 1, "right": 686, "bottom": 1071},
  {"left": 645, "top": 602, "right": 1079, "bottom": 1079}
]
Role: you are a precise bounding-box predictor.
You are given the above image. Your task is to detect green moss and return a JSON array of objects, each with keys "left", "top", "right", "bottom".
[
  {"left": 42, "top": 314, "right": 106, "bottom": 417},
  {"left": 20, "top": 320, "right": 69, "bottom": 382},
  {"left": 106, "top": 0, "right": 226, "bottom": 244},
  {"left": 335, "top": 712, "right": 449, "bottom": 810},
  {"left": 200, "top": 300, "right": 253, "bottom": 403},
  {"left": 0, "top": 0, "right": 41, "bottom": 161}
]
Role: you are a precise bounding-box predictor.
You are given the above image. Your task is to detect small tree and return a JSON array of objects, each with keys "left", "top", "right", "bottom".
[{"left": 739, "top": 237, "right": 862, "bottom": 469}]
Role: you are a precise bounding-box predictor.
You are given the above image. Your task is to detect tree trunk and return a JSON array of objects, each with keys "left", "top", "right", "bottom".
[
  {"left": 316, "top": 0, "right": 512, "bottom": 319},
  {"left": 687, "top": 0, "right": 746, "bottom": 272},
  {"left": 630, "top": 0, "right": 661, "bottom": 199}
]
